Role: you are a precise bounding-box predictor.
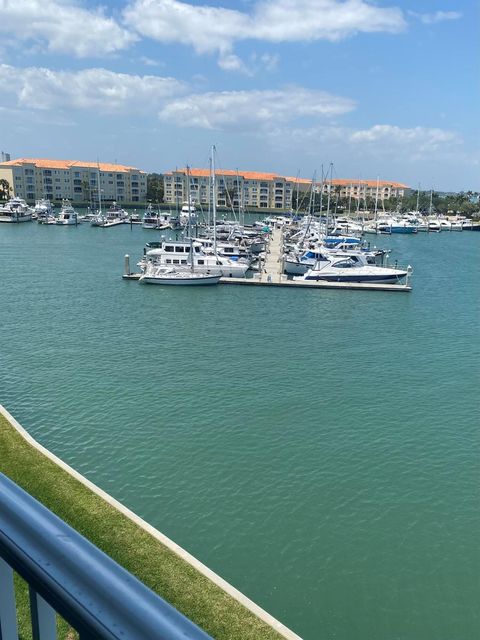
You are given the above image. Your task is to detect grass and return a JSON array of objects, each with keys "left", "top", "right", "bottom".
[{"left": 0, "top": 413, "right": 286, "bottom": 640}]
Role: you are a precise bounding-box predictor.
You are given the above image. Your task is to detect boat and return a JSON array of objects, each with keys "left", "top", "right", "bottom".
[
  {"left": 284, "top": 244, "right": 383, "bottom": 275},
  {"left": 128, "top": 213, "right": 142, "bottom": 225},
  {"left": 91, "top": 202, "right": 127, "bottom": 227},
  {"left": 427, "top": 219, "right": 441, "bottom": 232},
  {"left": 142, "top": 205, "right": 159, "bottom": 228},
  {"left": 375, "top": 217, "right": 417, "bottom": 234},
  {"left": 294, "top": 254, "right": 409, "bottom": 284},
  {"left": 56, "top": 200, "right": 80, "bottom": 225},
  {"left": 139, "top": 265, "right": 221, "bottom": 285},
  {"left": 180, "top": 202, "right": 197, "bottom": 226},
  {"left": 140, "top": 240, "right": 249, "bottom": 278},
  {"left": 0, "top": 197, "right": 33, "bottom": 223},
  {"left": 33, "top": 199, "right": 54, "bottom": 222}
]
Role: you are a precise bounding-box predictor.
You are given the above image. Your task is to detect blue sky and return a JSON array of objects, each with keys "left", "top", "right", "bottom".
[{"left": 0, "top": 0, "right": 477, "bottom": 190}]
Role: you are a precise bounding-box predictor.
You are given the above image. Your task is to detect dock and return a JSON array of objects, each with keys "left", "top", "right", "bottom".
[{"left": 122, "top": 227, "right": 412, "bottom": 291}]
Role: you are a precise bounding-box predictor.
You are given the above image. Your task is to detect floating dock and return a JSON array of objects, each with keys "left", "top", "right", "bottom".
[{"left": 122, "top": 226, "right": 412, "bottom": 292}]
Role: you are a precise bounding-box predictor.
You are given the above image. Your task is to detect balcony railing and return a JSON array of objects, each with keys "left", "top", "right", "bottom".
[{"left": 0, "top": 473, "right": 211, "bottom": 640}]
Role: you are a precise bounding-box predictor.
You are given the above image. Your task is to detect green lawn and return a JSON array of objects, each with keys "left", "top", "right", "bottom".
[{"left": 0, "top": 413, "right": 286, "bottom": 640}]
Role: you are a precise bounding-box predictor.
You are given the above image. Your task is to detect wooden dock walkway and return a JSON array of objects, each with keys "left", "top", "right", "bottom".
[{"left": 258, "top": 225, "right": 284, "bottom": 283}]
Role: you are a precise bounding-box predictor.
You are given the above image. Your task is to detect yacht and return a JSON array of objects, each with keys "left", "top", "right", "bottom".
[
  {"left": 294, "top": 253, "right": 409, "bottom": 284},
  {"left": 284, "top": 245, "right": 383, "bottom": 276},
  {"left": 56, "top": 200, "right": 80, "bottom": 225},
  {"left": 140, "top": 240, "right": 249, "bottom": 278},
  {"left": 179, "top": 203, "right": 197, "bottom": 226},
  {"left": 142, "top": 205, "right": 159, "bottom": 229},
  {"left": 0, "top": 197, "right": 32, "bottom": 223},
  {"left": 375, "top": 217, "right": 417, "bottom": 234},
  {"left": 33, "top": 199, "right": 54, "bottom": 222}
]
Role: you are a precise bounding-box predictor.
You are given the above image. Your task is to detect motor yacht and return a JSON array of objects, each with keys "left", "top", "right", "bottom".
[
  {"left": 140, "top": 240, "right": 249, "bottom": 278},
  {"left": 294, "top": 253, "right": 409, "bottom": 284},
  {"left": 0, "top": 197, "right": 32, "bottom": 223}
]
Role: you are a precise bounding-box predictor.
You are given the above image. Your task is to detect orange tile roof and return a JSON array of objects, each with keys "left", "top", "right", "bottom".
[
  {"left": 0, "top": 158, "right": 146, "bottom": 174},
  {"left": 168, "top": 168, "right": 408, "bottom": 188}
]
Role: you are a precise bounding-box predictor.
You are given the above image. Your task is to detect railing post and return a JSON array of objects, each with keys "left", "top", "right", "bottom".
[
  {"left": 29, "top": 588, "right": 57, "bottom": 640},
  {"left": 0, "top": 557, "right": 18, "bottom": 640}
]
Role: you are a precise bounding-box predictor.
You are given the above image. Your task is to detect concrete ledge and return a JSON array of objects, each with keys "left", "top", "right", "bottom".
[{"left": 0, "top": 404, "right": 302, "bottom": 640}]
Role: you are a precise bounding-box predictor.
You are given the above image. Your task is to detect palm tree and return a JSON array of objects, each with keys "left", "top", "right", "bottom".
[{"left": 0, "top": 178, "right": 11, "bottom": 201}]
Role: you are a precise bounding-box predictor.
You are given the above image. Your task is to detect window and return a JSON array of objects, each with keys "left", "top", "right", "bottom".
[
  {"left": 174, "top": 246, "right": 184, "bottom": 253},
  {"left": 165, "top": 246, "right": 174, "bottom": 252},
  {"left": 198, "top": 260, "right": 204, "bottom": 265}
]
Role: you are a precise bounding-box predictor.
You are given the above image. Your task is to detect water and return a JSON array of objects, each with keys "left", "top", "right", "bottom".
[{"left": 1, "top": 222, "right": 479, "bottom": 639}]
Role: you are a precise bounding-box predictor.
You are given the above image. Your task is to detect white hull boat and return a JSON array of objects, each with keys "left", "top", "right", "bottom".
[
  {"left": 142, "top": 240, "right": 249, "bottom": 278},
  {"left": 140, "top": 266, "right": 221, "bottom": 285},
  {"left": 0, "top": 197, "right": 32, "bottom": 223},
  {"left": 294, "top": 254, "right": 409, "bottom": 284},
  {"left": 56, "top": 200, "right": 79, "bottom": 225}
]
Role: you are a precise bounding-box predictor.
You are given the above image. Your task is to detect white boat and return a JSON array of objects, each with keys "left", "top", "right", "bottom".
[
  {"left": 427, "top": 219, "right": 441, "bottom": 232},
  {"left": 128, "top": 213, "right": 142, "bottom": 224},
  {"left": 284, "top": 245, "right": 382, "bottom": 276},
  {"left": 141, "top": 240, "right": 249, "bottom": 278},
  {"left": 56, "top": 200, "right": 80, "bottom": 225},
  {"left": 142, "top": 205, "right": 159, "bottom": 228},
  {"left": 139, "top": 265, "right": 221, "bottom": 285},
  {"left": 0, "top": 197, "right": 32, "bottom": 223},
  {"left": 180, "top": 202, "right": 197, "bottom": 226},
  {"left": 375, "top": 217, "right": 417, "bottom": 234},
  {"left": 33, "top": 199, "right": 54, "bottom": 222},
  {"left": 294, "top": 254, "right": 409, "bottom": 284}
]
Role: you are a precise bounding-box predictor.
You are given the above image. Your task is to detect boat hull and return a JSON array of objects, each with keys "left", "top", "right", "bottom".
[
  {"left": 140, "top": 274, "right": 221, "bottom": 286},
  {"left": 0, "top": 214, "right": 32, "bottom": 223},
  {"left": 303, "top": 272, "right": 406, "bottom": 284}
]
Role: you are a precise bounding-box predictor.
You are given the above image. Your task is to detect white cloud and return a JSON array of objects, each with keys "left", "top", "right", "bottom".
[
  {"left": 349, "top": 124, "right": 460, "bottom": 153},
  {"left": 257, "top": 122, "right": 462, "bottom": 165},
  {"left": 410, "top": 10, "right": 462, "bottom": 25},
  {"left": 0, "top": 64, "right": 185, "bottom": 112},
  {"left": 158, "top": 87, "right": 355, "bottom": 130},
  {"left": 124, "top": 0, "right": 406, "bottom": 68},
  {"left": 0, "top": 0, "right": 135, "bottom": 57}
]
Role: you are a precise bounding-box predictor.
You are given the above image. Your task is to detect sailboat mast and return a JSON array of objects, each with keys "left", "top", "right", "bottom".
[
  {"left": 97, "top": 162, "right": 102, "bottom": 215},
  {"left": 211, "top": 146, "right": 217, "bottom": 255},
  {"left": 318, "top": 164, "right": 324, "bottom": 221},
  {"left": 186, "top": 166, "right": 194, "bottom": 271},
  {"left": 325, "top": 162, "right": 333, "bottom": 233},
  {"left": 374, "top": 176, "right": 379, "bottom": 220}
]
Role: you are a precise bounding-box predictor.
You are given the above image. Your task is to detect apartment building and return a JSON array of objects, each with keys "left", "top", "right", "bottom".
[
  {"left": 164, "top": 169, "right": 409, "bottom": 211},
  {"left": 0, "top": 158, "right": 147, "bottom": 204}
]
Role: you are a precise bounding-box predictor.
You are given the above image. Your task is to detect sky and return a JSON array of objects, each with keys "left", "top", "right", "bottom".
[{"left": 0, "top": 0, "right": 478, "bottom": 191}]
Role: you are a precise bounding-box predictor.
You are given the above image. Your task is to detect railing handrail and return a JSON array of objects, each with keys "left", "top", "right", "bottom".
[{"left": 0, "top": 473, "right": 212, "bottom": 639}]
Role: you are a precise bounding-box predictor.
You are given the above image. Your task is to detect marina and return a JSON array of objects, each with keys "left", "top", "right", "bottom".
[{"left": 0, "top": 216, "right": 478, "bottom": 640}]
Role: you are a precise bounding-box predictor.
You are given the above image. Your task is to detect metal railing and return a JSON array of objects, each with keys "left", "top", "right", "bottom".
[{"left": 0, "top": 473, "right": 212, "bottom": 639}]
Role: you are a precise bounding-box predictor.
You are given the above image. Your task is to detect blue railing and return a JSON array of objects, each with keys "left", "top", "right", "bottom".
[{"left": 0, "top": 473, "right": 212, "bottom": 639}]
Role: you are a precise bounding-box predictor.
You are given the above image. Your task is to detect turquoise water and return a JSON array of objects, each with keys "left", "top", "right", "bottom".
[{"left": 0, "top": 222, "right": 479, "bottom": 639}]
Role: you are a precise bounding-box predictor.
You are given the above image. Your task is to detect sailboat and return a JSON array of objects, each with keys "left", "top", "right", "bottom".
[{"left": 140, "top": 163, "right": 221, "bottom": 286}]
